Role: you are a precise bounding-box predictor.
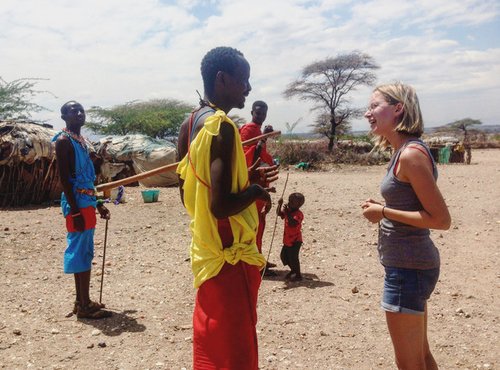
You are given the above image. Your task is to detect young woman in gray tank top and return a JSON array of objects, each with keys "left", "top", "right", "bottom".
[{"left": 362, "top": 83, "right": 451, "bottom": 369}]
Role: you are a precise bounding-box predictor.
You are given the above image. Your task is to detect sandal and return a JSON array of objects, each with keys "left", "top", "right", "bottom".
[
  {"left": 77, "top": 305, "right": 112, "bottom": 319},
  {"left": 73, "top": 300, "right": 105, "bottom": 315}
]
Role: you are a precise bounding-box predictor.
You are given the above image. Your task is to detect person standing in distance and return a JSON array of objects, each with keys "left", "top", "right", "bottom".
[
  {"left": 240, "top": 100, "right": 278, "bottom": 274},
  {"left": 54, "top": 101, "right": 112, "bottom": 319}
]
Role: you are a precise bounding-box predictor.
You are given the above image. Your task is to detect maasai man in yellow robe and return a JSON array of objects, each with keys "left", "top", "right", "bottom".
[{"left": 177, "top": 47, "right": 274, "bottom": 370}]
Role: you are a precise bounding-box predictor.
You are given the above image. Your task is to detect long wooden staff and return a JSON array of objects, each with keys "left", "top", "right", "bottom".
[
  {"left": 96, "top": 130, "right": 281, "bottom": 194},
  {"left": 262, "top": 171, "right": 290, "bottom": 279},
  {"left": 99, "top": 218, "right": 109, "bottom": 304}
]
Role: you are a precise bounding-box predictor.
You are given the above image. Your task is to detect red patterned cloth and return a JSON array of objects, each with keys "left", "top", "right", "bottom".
[
  {"left": 240, "top": 122, "right": 273, "bottom": 253},
  {"left": 193, "top": 262, "right": 261, "bottom": 369},
  {"left": 240, "top": 122, "right": 273, "bottom": 167},
  {"left": 282, "top": 209, "right": 304, "bottom": 247},
  {"left": 65, "top": 206, "right": 96, "bottom": 232},
  {"left": 193, "top": 219, "right": 261, "bottom": 369}
]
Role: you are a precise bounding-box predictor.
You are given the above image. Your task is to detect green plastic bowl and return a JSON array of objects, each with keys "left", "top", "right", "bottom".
[{"left": 141, "top": 189, "right": 160, "bottom": 203}]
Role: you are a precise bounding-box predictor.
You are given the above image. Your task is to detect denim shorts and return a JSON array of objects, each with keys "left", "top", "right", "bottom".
[{"left": 381, "top": 266, "right": 440, "bottom": 315}]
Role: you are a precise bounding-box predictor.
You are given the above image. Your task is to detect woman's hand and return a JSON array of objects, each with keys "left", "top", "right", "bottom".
[{"left": 361, "top": 199, "right": 384, "bottom": 223}]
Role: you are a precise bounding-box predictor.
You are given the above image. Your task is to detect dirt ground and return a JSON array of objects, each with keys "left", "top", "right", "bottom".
[{"left": 1, "top": 149, "right": 499, "bottom": 370}]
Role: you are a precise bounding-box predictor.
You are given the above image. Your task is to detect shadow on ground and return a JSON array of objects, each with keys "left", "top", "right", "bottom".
[
  {"left": 77, "top": 309, "right": 146, "bottom": 336},
  {"left": 263, "top": 269, "right": 334, "bottom": 289}
]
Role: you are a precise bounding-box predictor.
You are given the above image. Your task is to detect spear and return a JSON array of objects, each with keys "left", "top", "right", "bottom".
[{"left": 262, "top": 171, "right": 290, "bottom": 279}]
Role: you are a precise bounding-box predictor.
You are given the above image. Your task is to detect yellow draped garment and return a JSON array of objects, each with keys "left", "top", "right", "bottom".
[{"left": 177, "top": 110, "right": 266, "bottom": 288}]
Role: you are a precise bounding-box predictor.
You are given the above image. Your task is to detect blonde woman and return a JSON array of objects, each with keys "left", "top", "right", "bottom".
[{"left": 362, "top": 83, "right": 451, "bottom": 369}]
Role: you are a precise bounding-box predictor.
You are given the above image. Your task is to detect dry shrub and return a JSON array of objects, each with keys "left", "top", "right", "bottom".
[
  {"left": 267, "top": 132, "right": 499, "bottom": 169},
  {"left": 324, "top": 148, "right": 389, "bottom": 165},
  {"left": 268, "top": 140, "right": 326, "bottom": 166},
  {"left": 470, "top": 132, "right": 500, "bottom": 149},
  {"left": 267, "top": 139, "right": 387, "bottom": 167},
  {"left": 426, "top": 130, "right": 500, "bottom": 149}
]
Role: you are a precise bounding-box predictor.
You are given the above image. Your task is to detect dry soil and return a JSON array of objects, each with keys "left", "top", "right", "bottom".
[{"left": 0, "top": 149, "right": 499, "bottom": 369}]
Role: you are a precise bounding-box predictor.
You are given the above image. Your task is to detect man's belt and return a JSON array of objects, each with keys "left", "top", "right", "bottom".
[{"left": 76, "top": 188, "right": 96, "bottom": 196}]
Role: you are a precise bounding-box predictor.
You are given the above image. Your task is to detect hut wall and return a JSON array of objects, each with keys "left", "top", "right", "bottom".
[{"left": 0, "top": 158, "right": 62, "bottom": 207}]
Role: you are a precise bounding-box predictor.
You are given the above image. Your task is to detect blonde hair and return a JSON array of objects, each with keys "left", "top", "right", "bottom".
[{"left": 373, "top": 82, "right": 424, "bottom": 149}]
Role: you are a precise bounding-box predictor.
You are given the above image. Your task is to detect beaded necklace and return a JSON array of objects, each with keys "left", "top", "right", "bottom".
[{"left": 62, "top": 128, "right": 88, "bottom": 151}]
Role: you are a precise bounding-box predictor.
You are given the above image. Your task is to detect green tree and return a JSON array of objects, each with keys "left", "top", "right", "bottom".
[
  {"left": 87, "top": 99, "right": 194, "bottom": 138},
  {"left": 0, "top": 77, "right": 50, "bottom": 120},
  {"left": 283, "top": 51, "right": 379, "bottom": 151}
]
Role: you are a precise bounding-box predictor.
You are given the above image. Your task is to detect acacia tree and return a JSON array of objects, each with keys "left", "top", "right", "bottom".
[
  {"left": 446, "top": 118, "right": 482, "bottom": 141},
  {"left": 0, "top": 77, "right": 50, "bottom": 120},
  {"left": 87, "top": 99, "right": 193, "bottom": 139},
  {"left": 283, "top": 51, "right": 379, "bottom": 151}
]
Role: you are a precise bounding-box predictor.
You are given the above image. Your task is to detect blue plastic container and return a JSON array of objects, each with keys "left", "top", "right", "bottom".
[{"left": 141, "top": 189, "right": 160, "bottom": 203}]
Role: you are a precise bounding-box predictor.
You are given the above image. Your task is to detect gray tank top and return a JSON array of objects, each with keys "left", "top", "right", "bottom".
[{"left": 378, "top": 139, "right": 440, "bottom": 269}]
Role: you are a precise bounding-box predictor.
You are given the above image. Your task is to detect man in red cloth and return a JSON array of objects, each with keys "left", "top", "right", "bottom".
[
  {"left": 240, "top": 101, "right": 277, "bottom": 274},
  {"left": 240, "top": 101, "right": 274, "bottom": 168},
  {"left": 177, "top": 47, "right": 278, "bottom": 370}
]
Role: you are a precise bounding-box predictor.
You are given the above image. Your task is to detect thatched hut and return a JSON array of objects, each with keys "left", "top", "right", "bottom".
[
  {"left": 424, "top": 136, "right": 464, "bottom": 164},
  {"left": 95, "top": 134, "right": 178, "bottom": 187},
  {"left": 0, "top": 121, "right": 62, "bottom": 207}
]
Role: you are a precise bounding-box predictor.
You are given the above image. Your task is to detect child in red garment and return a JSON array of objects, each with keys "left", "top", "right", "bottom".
[{"left": 277, "top": 192, "right": 305, "bottom": 281}]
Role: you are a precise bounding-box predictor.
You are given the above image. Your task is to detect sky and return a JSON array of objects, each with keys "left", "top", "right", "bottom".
[{"left": 1, "top": 0, "right": 499, "bottom": 133}]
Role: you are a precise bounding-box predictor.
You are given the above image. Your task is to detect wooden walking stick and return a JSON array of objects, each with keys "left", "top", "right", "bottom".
[
  {"left": 262, "top": 171, "right": 290, "bottom": 279},
  {"left": 99, "top": 218, "right": 109, "bottom": 304}
]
